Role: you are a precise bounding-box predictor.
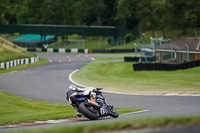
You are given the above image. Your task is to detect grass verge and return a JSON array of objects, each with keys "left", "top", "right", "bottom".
[
  {"left": 72, "top": 57, "right": 200, "bottom": 95},
  {"left": 0, "top": 58, "right": 49, "bottom": 74},
  {"left": 6, "top": 116, "right": 200, "bottom": 133},
  {"left": 0, "top": 51, "right": 36, "bottom": 62},
  {"left": 0, "top": 91, "right": 143, "bottom": 126}
]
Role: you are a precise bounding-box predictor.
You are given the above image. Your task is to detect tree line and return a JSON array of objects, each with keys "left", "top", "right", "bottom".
[{"left": 1, "top": 0, "right": 200, "bottom": 38}]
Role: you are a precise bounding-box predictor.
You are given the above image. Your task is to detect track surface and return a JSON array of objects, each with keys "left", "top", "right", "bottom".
[{"left": 0, "top": 53, "right": 200, "bottom": 131}]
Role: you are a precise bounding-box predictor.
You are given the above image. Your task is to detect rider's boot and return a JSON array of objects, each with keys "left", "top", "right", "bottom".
[{"left": 73, "top": 106, "right": 82, "bottom": 117}]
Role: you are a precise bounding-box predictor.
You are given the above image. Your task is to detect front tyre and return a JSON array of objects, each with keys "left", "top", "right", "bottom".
[
  {"left": 78, "top": 102, "right": 100, "bottom": 120},
  {"left": 110, "top": 108, "right": 119, "bottom": 118}
]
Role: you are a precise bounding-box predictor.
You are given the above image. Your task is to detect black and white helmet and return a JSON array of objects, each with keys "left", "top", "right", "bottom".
[{"left": 68, "top": 84, "right": 77, "bottom": 90}]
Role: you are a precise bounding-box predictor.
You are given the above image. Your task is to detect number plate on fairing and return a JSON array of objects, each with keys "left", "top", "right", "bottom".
[{"left": 100, "top": 104, "right": 109, "bottom": 115}]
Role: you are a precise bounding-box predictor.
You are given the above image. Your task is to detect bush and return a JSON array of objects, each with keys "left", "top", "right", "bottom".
[{"left": 125, "top": 33, "right": 134, "bottom": 43}]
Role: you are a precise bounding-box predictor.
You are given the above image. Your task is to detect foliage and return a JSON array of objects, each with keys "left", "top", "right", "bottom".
[
  {"left": 1, "top": 0, "right": 200, "bottom": 37},
  {"left": 125, "top": 33, "right": 134, "bottom": 43},
  {"left": 115, "top": 0, "right": 138, "bottom": 29},
  {"left": 0, "top": 0, "right": 8, "bottom": 25}
]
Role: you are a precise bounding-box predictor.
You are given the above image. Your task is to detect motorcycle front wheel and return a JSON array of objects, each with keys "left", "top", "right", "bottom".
[
  {"left": 78, "top": 102, "right": 100, "bottom": 120},
  {"left": 110, "top": 108, "right": 119, "bottom": 118}
]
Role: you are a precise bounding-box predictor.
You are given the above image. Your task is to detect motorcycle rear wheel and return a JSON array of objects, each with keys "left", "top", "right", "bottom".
[{"left": 78, "top": 102, "right": 100, "bottom": 120}]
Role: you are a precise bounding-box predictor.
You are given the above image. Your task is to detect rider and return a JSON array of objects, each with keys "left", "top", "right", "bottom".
[
  {"left": 67, "top": 84, "right": 102, "bottom": 92},
  {"left": 66, "top": 84, "right": 102, "bottom": 117}
]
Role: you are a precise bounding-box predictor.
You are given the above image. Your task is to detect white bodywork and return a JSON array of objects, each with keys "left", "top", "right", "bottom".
[{"left": 67, "top": 85, "right": 96, "bottom": 104}]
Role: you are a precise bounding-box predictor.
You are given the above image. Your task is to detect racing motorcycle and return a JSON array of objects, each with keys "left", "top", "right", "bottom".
[{"left": 66, "top": 85, "right": 119, "bottom": 120}]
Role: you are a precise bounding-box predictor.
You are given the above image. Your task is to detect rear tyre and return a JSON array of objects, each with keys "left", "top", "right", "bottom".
[{"left": 78, "top": 102, "right": 99, "bottom": 120}]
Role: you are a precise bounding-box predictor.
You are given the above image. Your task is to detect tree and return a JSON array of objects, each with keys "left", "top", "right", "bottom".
[
  {"left": 0, "top": 0, "right": 8, "bottom": 25},
  {"left": 150, "top": 0, "right": 167, "bottom": 38},
  {"left": 12, "top": 0, "right": 74, "bottom": 25},
  {"left": 115, "top": 0, "right": 137, "bottom": 29},
  {"left": 136, "top": 0, "right": 152, "bottom": 41},
  {"left": 41, "top": 0, "right": 73, "bottom": 24},
  {"left": 165, "top": 0, "right": 189, "bottom": 34},
  {"left": 102, "top": 0, "right": 118, "bottom": 26},
  {"left": 14, "top": 0, "right": 44, "bottom": 24},
  {"left": 184, "top": 0, "right": 200, "bottom": 36},
  {"left": 73, "top": 0, "right": 90, "bottom": 25},
  {"left": 86, "top": 0, "right": 105, "bottom": 26}
]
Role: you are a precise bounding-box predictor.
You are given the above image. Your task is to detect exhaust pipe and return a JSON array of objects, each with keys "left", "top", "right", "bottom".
[{"left": 87, "top": 99, "right": 100, "bottom": 107}]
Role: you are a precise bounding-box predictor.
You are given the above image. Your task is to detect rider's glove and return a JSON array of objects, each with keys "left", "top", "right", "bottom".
[{"left": 96, "top": 87, "right": 103, "bottom": 90}]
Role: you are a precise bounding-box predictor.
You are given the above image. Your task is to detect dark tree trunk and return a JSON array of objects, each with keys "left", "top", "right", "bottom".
[
  {"left": 161, "top": 28, "right": 166, "bottom": 38},
  {"left": 194, "top": 24, "right": 197, "bottom": 36},
  {"left": 152, "top": 29, "right": 155, "bottom": 38}
]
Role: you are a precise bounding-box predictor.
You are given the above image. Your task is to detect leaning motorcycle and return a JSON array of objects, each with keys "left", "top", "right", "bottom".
[{"left": 66, "top": 85, "right": 119, "bottom": 120}]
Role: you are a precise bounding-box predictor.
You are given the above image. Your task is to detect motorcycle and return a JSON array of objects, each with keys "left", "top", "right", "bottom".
[{"left": 66, "top": 85, "right": 119, "bottom": 120}]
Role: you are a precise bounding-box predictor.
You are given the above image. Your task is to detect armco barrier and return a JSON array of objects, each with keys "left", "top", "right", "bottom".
[
  {"left": 78, "top": 49, "right": 85, "bottom": 53},
  {"left": 66, "top": 49, "right": 71, "bottom": 53},
  {"left": 133, "top": 60, "right": 200, "bottom": 71},
  {"left": 0, "top": 56, "right": 39, "bottom": 69},
  {"left": 92, "top": 49, "right": 135, "bottom": 53},
  {"left": 124, "top": 56, "right": 156, "bottom": 62},
  {"left": 47, "top": 48, "right": 53, "bottom": 52},
  {"left": 26, "top": 48, "right": 88, "bottom": 54},
  {"left": 59, "top": 48, "right": 65, "bottom": 53},
  {"left": 53, "top": 49, "right": 59, "bottom": 52},
  {"left": 25, "top": 48, "right": 134, "bottom": 54},
  {"left": 71, "top": 48, "right": 78, "bottom": 53},
  {"left": 124, "top": 57, "right": 140, "bottom": 62}
]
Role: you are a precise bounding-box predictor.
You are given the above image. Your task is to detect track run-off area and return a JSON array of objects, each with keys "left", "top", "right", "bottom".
[{"left": 0, "top": 53, "right": 200, "bottom": 131}]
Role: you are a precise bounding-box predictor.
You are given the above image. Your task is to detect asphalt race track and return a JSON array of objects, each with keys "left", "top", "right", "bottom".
[{"left": 0, "top": 53, "right": 200, "bottom": 131}]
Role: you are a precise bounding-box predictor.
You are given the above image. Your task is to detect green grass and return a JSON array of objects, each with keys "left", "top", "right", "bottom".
[
  {"left": 0, "top": 58, "right": 49, "bottom": 74},
  {"left": 0, "top": 91, "right": 143, "bottom": 126},
  {"left": 0, "top": 51, "right": 36, "bottom": 62},
  {"left": 72, "top": 57, "right": 200, "bottom": 95},
  {"left": 7, "top": 116, "right": 200, "bottom": 133},
  {"left": 115, "top": 107, "right": 143, "bottom": 115},
  {"left": 49, "top": 37, "right": 111, "bottom": 49},
  {"left": 0, "top": 91, "right": 76, "bottom": 125}
]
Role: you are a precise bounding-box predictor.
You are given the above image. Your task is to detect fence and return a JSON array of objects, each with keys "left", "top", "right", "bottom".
[
  {"left": 133, "top": 60, "right": 200, "bottom": 71},
  {"left": 91, "top": 49, "right": 135, "bottom": 53},
  {"left": 0, "top": 56, "right": 39, "bottom": 69},
  {"left": 124, "top": 56, "right": 156, "bottom": 62}
]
